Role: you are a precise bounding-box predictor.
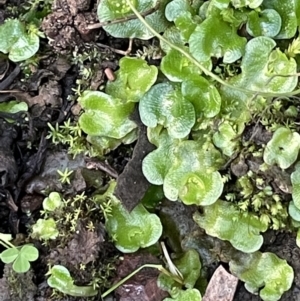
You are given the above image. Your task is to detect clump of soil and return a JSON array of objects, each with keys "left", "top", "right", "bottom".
[{"left": 41, "top": 0, "right": 98, "bottom": 53}]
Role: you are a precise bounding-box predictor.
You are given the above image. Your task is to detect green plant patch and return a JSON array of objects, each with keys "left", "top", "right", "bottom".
[
  {"left": 139, "top": 83, "right": 195, "bottom": 138},
  {"left": 160, "top": 26, "right": 185, "bottom": 53},
  {"left": 161, "top": 48, "right": 201, "bottom": 82},
  {"left": 142, "top": 128, "right": 177, "bottom": 185},
  {"left": 165, "top": 0, "right": 199, "bottom": 41},
  {"left": 178, "top": 171, "right": 223, "bottom": 206},
  {"left": 218, "top": 8, "right": 245, "bottom": 27},
  {"left": 157, "top": 249, "right": 202, "bottom": 297},
  {"left": 163, "top": 288, "right": 202, "bottom": 301},
  {"left": 0, "top": 100, "right": 28, "bottom": 123},
  {"left": 165, "top": 0, "right": 193, "bottom": 22},
  {"left": 141, "top": 184, "right": 165, "bottom": 209},
  {"left": 174, "top": 12, "right": 198, "bottom": 41},
  {"left": 31, "top": 218, "right": 59, "bottom": 240},
  {"left": 246, "top": 9, "right": 282, "bottom": 37},
  {"left": 0, "top": 245, "right": 39, "bottom": 273},
  {"left": 47, "top": 265, "right": 97, "bottom": 297},
  {"left": 97, "top": 0, "right": 170, "bottom": 39},
  {"left": 95, "top": 181, "right": 162, "bottom": 253},
  {"left": 291, "top": 164, "right": 300, "bottom": 210},
  {"left": 143, "top": 129, "right": 223, "bottom": 204},
  {"left": 288, "top": 201, "right": 300, "bottom": 222},
  {"left": 0, "top": 19, "right": 40, "bottom": 62},
  {"left": 263, "top": 127, "right": 300, "bottom": 169},
  {"left": 297, "top": 229, "right": 300, "bottom": 248},
  {"left": 189, "top": 13, "right": 246, "bottom": 63},
  {"left": 106, "top": 201, "right": 163, "bottom": 252},
  {"left": 173, "top": 249, "right": 201, "bottom": 289},
  {"left": 43, "top": 192, "right": 63, "bottom": 212},
  {"left": 0, "top": 100, "right": 28, "bottom": 114},
  {"left": 262, "top": 0, "right": 298, "bottom": 39},
  {"left": 193, "top": 200, "right": 268, "bottom": 253},
  {"left": 212, "top": 121, "right": 241, "bottom": 157},
  {"left": 158, "top": 273, "right": 181, "bottom": 296},
  {"left": 87, "top": 129, "right": 138, "bottom": 155},
  {"left": 220, "top": 36, "right": 297, "bottom": 121},
  {"left": 296, "top": 1, "right": 300, "bottom": 25},
  {"left": 230, "top": 0, "right": 263, "bottom": 9},
  {"left": 105, "top": 57, "right": 158, "bottom": 102},
  {"left": 230, "top": 251, "right": 294, "bottom": 301},
  {"left": 78, "top": 91, "right": 137, "bottom": 138},
  {"left": 181, "top": 76, "right": 221, "bottom": 119}
]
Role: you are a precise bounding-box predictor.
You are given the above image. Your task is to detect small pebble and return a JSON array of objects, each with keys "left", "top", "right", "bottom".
[{"left": 104, "top": 68, "right": 116, "bottom": 81}]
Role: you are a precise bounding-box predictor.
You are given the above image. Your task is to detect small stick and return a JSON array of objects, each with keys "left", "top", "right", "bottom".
[
  {"left": 96, "top": 38, "right": 133, "bottom": 56},
  {"left": 0, "top": 90, "right": 24, "bottom": 93},
  {"left": 87, "top": 2, "right": 160, "bottom": 30},
  {"left": 86, "top": 160, "right": 119, "bottom": 179},
  {"left": 126, "top": 38, "right": 133, "bottom": 55}
]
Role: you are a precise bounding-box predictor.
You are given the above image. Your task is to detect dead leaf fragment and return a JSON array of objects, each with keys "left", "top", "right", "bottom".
[
  {"left": 114, "top": 109, "right": 155, "bottom": 211},
  {"left": 202, "top": 265, "right": 238, "bottom": 301}
]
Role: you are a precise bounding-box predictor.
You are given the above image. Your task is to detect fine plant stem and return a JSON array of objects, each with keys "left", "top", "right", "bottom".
[
  {"left": 66, "top": 285, "right": 98, "bottom": 297},
  {"left": 161, "top": 242, "right": 183, "bottom": 280},
  {"left": 0, "top": 240, "right": 12, "bottom": 249},
  {"left": 101, "top": 263, "right": 183, "bottom": 298},
  {"left": 96, "top": 41, "right": 132, "bottom": 56},
  {"left": 126, "top": 0, "right": 231, "bottom": 88},
  {"left": 101, "top": 264, "right": 160, "bottom": 298},
  {"left": 0, "top": 239, "right": 16, "bottom": 250},
  {"left": 28, "top": 0, "right": 41, "bottom": 12},
  {"left": 87, "top": 2, "right": 160, "bottom": 30},
  {"left": 266, "top": 72, "right": 300, "bottom": 85},
  {"left": 126, "top": 0, "right": 300, "bottom": 98},
  {"left": 0, "top": 90, "right": 23, "bottom": 93}
]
